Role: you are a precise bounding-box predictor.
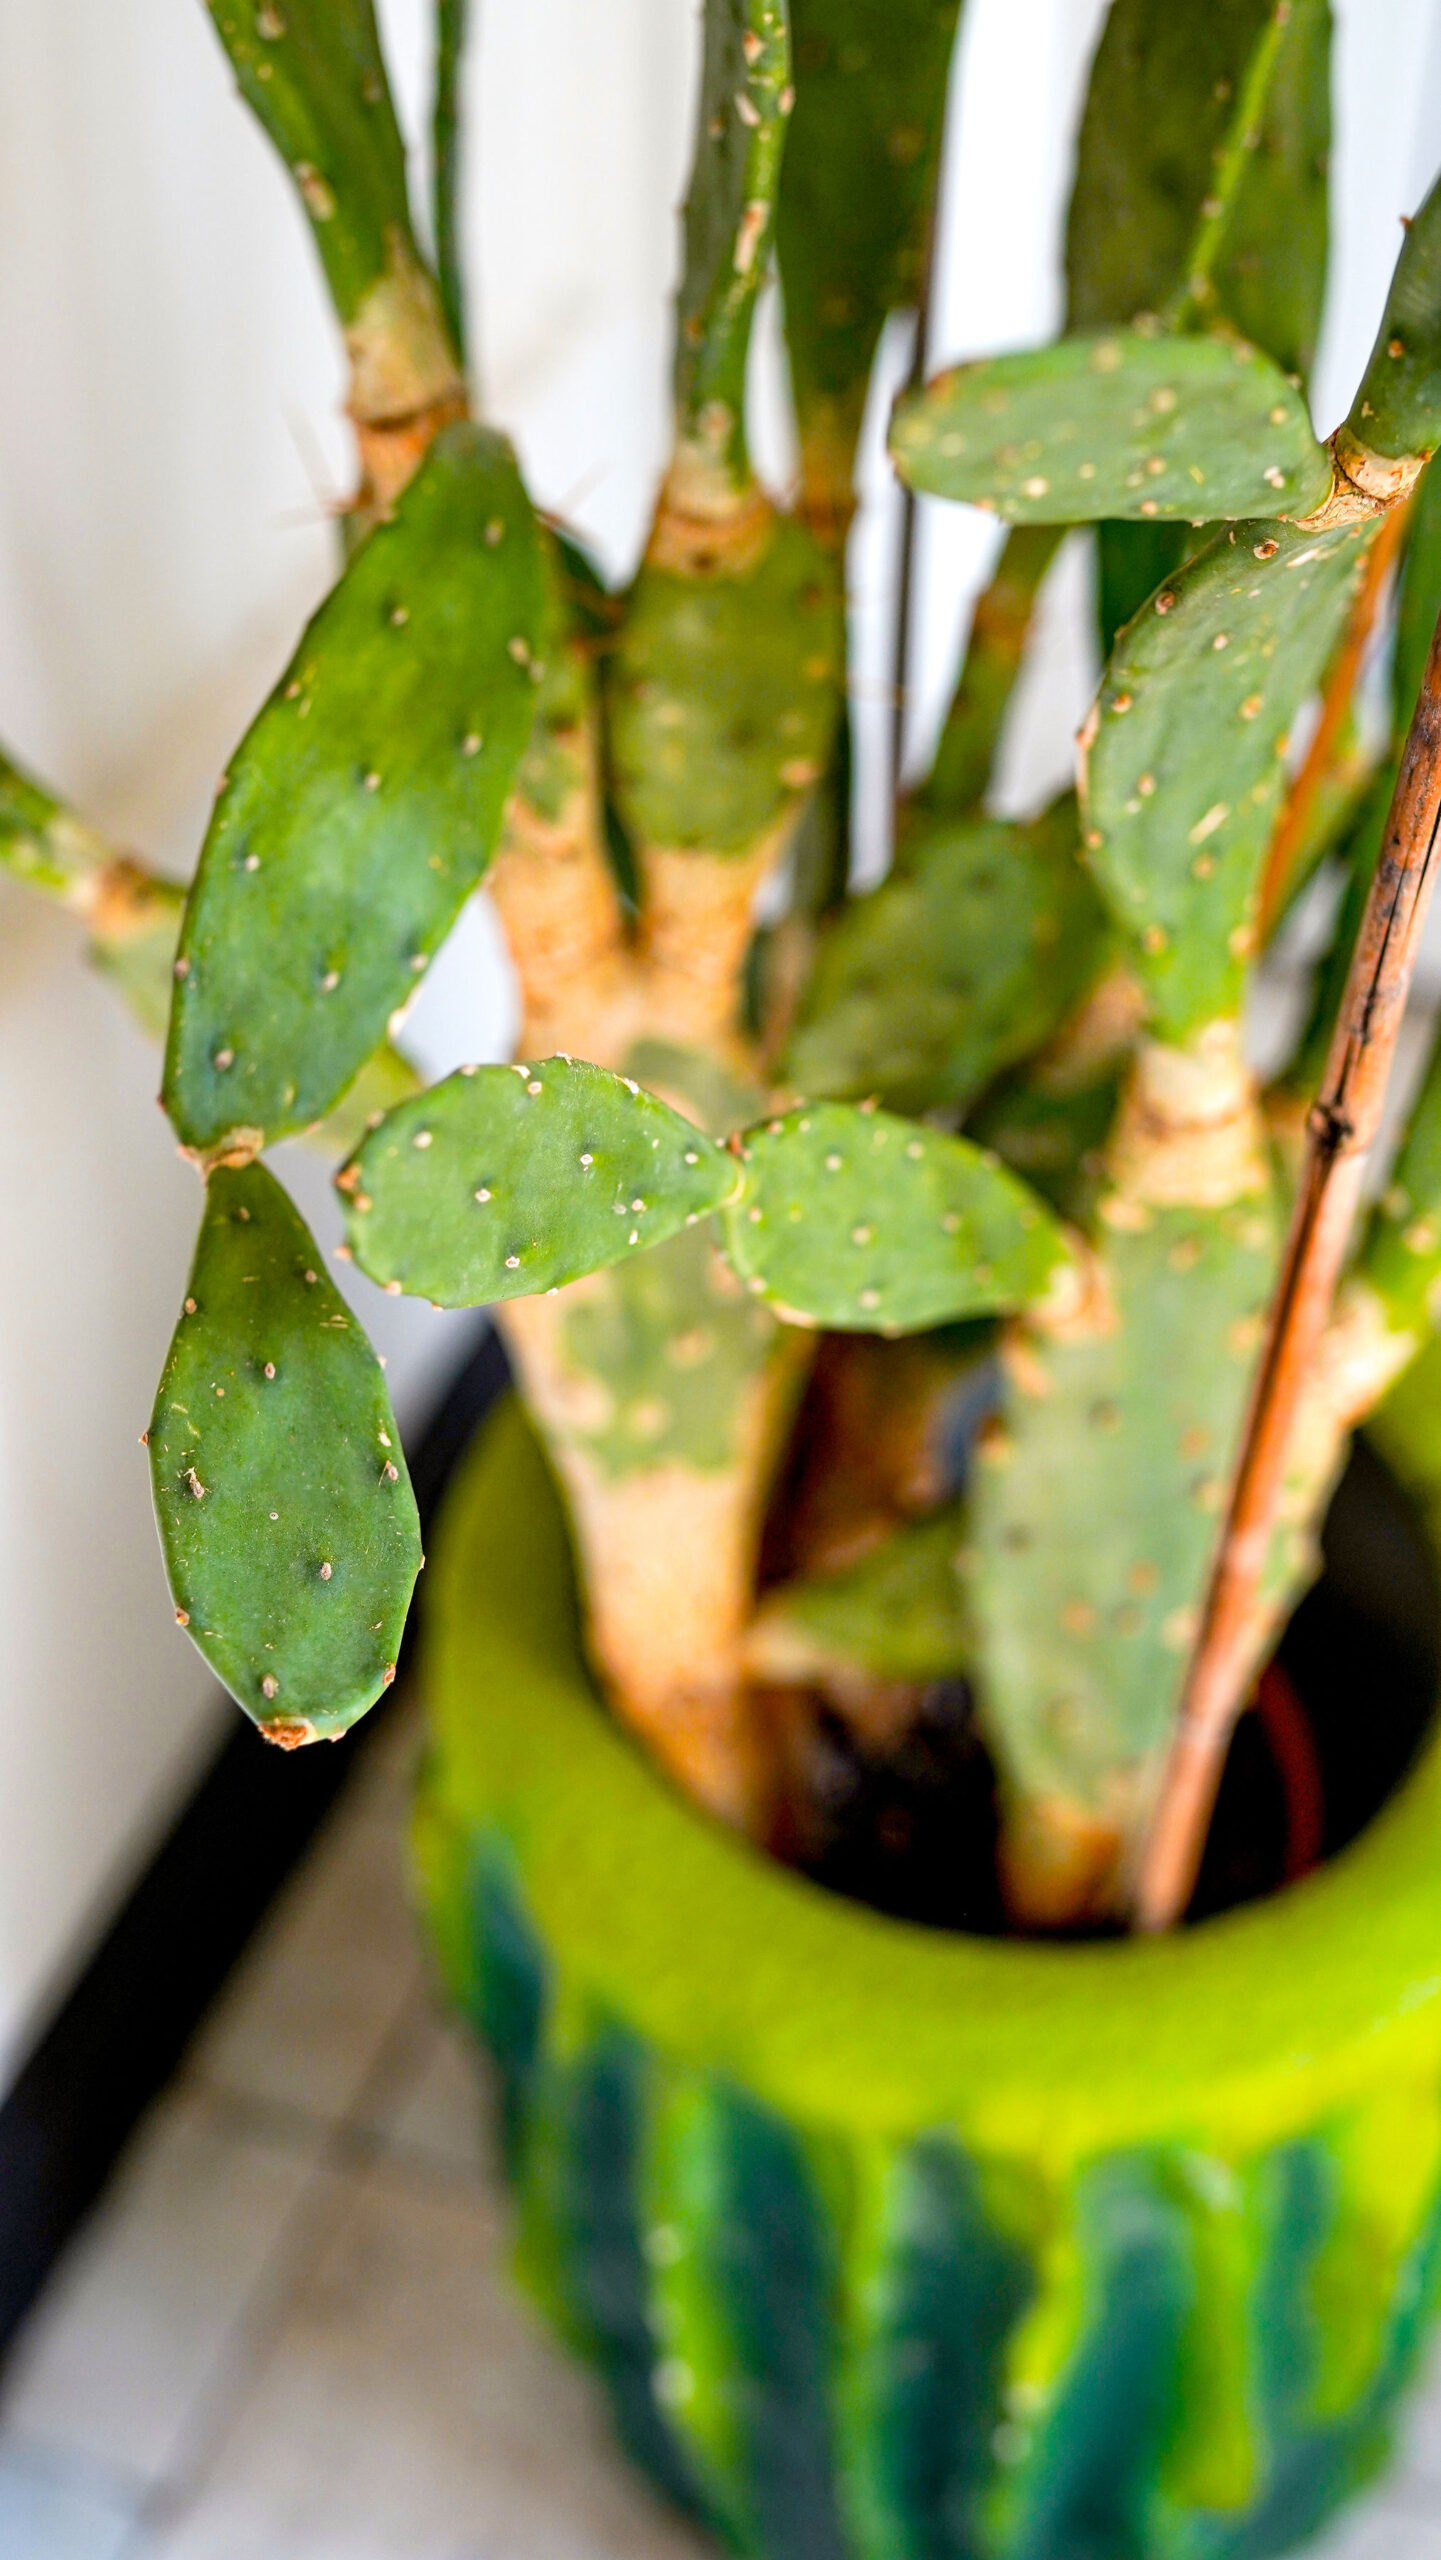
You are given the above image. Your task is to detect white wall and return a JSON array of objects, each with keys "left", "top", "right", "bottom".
[{"left": 0, "top": 0, "right": 1437, "bottom": 2090}]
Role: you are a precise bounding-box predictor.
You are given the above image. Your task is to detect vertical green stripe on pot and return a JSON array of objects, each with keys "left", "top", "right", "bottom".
[
  {"left": 557, "top": 2022, "right": 711, "bottom": 2523},
  {"left": 707, "top": 2087, "right": 848, "bottom": 2559},
  {"left": 470, "top": 1845, "right": 549, "bottom": 2174},
  {"left": 640, "top": 2066, "right": 753, "bottom": 2535},
  {"left": 1006, "top": 2154, "right": 1193, "bottom": 2560},
  {"left": 871, "top": 2136, "right": 1034, "bottom": 2560}
]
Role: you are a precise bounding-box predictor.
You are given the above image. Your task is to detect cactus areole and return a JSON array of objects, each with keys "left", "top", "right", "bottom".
[{"left": 14, "top": 0, "right": 1441, "bottom": 2548}]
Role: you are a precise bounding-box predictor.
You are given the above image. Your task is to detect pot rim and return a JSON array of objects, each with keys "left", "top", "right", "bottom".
[{"left": 421, "top": 1394, "right": 1441, "bottom": 2163}]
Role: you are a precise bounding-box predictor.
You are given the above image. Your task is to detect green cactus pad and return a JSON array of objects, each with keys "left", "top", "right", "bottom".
[
  {"left": 1359, "top": 1028, "right": 1441, "bottom": 1339},
  {"left": 891, "top": 331, "right": 1329, "bottom": 526},
  {"left": 722, "top": 1103, "right": 1070, "bottom": 1333},
  {"left": 966, "top": 1197, "right": 1278, "bottom": 1825},
  {"left": 1066, "top": 0, "right": 1331, "bottom": 387},
  {"left": 754, "top": 1500, "right": 971, "bottom": 1680},
  {"left": 1345, "top": 168, "right": 1441, "bottom": 465},
  {"left": 148, "top": 1161, "right": 421, "bottom": 1742},
  {"left": 775, "top": 0, "right": 962, "bottom": 512},
  {"left": 784, "top": 804, "right": 1107, "bottom": 1116},
  {"left": 164, "top": 424, "right": 543, "bottom": 1156},
  {"left": 202, "top": 0, "right": 426, "bottom": 325},
  {"left": 609, "top": 515, "right": 840, "bottom": 856},
  {"left": 674, "top": 0, "right": 792, "bottom": 486},
  {"left": 1083, "top": 515, "right": 1372, "bottom": 1036},
  {"left": 341, "top": 1056, "right": 741, "bottom": 1307}
]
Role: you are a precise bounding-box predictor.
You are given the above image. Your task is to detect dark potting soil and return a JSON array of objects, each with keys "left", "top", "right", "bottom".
[{"left": 783, "top": 1435, "right": 1441, "bottom": 1937}]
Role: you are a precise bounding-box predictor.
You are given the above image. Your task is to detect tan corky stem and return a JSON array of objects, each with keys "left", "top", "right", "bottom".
[{"left": 1136, "top": 603, "right": 1441, "bottom": 1933}]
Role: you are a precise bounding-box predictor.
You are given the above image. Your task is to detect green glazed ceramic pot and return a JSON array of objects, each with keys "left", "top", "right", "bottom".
[{"left": 415, "top": 1393, "right": 1441, "bottom": 2560}]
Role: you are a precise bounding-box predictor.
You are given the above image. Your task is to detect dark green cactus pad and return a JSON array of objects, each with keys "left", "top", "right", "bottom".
[
  {"left": 755, "top": 1499, "right": 970, "bottom": 1678},
  {"left": 891, "top": 331, "right": 1329, "bottom": 526},
  {"left": 775, "top": 0, "right": 962, "bottom": 504},
  {"left": 1083, "top": 515, "right": 1372, "bottom": 1036},
  {"left": 340, "top": 1057, "right": 740, "bottom": 1307},
  {"left": 1066, "top": 0, "right": 1331, "bottom": 387},
  {"left": 164, "top": 424, "right": 543, "bottom": 1156},
  {"left": 722, "top": 1103, "right": 1070, "bottom": 1333},
  {"left": 966, "top": 1197, "right": 1278, "bottom": 1822},
  {"left": 148, "top": 1162, "right": 421, "bottom": 1741},
  {"left": 609, "top": 516, "right": 840, "bottom": 855},
  {"left": 203, "top": 0, "right": 425, "bottom": 323},
  {"left": 784, "top": 804, "right": 1107, "bottom": 1116},
  {"left": 916, "top": 525, "right": 1063, "bottom": 818},
  {"left": 1345, "top": 168, "right": 1441, "bottom": 463},
  {"left": 674, "top": 0, "right": 792, "bottom": 484},
  {"left": 968, "top": 1067, "right": 1122, "bottom": 1225}
]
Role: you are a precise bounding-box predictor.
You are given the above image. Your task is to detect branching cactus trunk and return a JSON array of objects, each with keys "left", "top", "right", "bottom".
[{"left": 10, "top": 0, "right": 1441, "bottom": 1933}]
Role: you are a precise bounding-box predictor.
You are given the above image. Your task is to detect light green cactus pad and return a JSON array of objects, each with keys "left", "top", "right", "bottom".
[
  {"left": 891, "top": 331, "right": 1329, "bottom": 526},
  {"left": 1359, "top": 1028, "right": 1441, "bottom": 1340},
  {"left": 721, "top": 1102, "right": 1070, "bottom": 1332},
  {"left": 609, "top": 515, "right": 841, "bottom": 857},
  {"left": 784, "top": 804, "right": 1107, "bottom": 1115},
  {"left": 164, "top": 425, "right": 543, "bottom": 1155},
  {"left": 1083, "top": 514, "right": 1372, "bottom": 1037},
  {"left": 966, "top": 1197, "right": 1279, "bottom": 1824},
  {"left": 341, "top": 1056, "right": 741, "bottom": 1306},
  {"left": 148, "top": 1162, "right": 421, "bottom": 1741},
  {"left": 414, "top": 1395, "right": 1441, "bottom": 2560}
]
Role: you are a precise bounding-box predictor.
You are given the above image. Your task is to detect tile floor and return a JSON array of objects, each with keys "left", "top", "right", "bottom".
[{"left": 1, "top": 1705, "right": 1440, "bottom": 2560}]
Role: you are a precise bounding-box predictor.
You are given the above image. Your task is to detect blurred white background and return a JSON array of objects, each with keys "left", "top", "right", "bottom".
[{"left": 0, "top": 0, "right": 1439, "bottom": 2093}]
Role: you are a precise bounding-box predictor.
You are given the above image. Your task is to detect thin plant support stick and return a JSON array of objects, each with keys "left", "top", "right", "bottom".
[
  {"left": 1135, "top": 604, "right": 1441, "bottom": 1934},
  {"left": 1255, "top": 500, "right": 1411, "bottom": 941}
]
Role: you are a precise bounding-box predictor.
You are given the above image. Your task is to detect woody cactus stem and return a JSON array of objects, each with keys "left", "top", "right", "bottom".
[{"left": 1136, "top": 603, "right": 1441, "bottom": 1932}]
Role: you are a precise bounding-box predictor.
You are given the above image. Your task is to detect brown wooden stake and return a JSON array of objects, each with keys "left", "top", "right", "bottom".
[
  {"left": 1134, "top": 601, "right": 1441, "bottom": 1934},
  {"left": 1255, "top": 501, "right": 1412, "bottom": 943}
]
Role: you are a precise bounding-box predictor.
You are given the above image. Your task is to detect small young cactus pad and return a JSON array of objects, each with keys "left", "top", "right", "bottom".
[
  {"left": 751, "top": 1500, "right": 970, "bottom": 1681},
  {"left": 721, "top": 1102, "right": 1071, "bottom": 1332},
  {"left": 340, "top": 1057, "right": 741, "bottom": 1306},
  {"left": 148, "top": 1162, "right": 421, "bottom": 1743},
  {"left": 164, "top": 425, "right": 543, "bottom": 1156},
  {"left": 610, "top": 515, "right": 840, "bottom": 856},
  {"left": 785, "top": 804, "right": 1107, "bottom": 1115},
  {"left": 1083, "top": 514, "right": 1372, "bottom": 1036},
  {"left": 890, "top": 331, "right": 1329, "bottom": 526}
]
